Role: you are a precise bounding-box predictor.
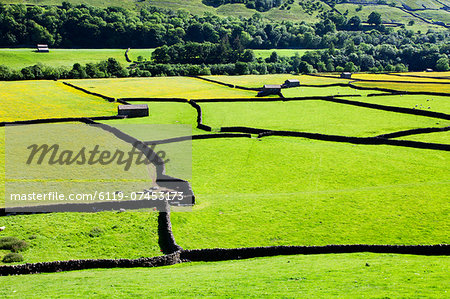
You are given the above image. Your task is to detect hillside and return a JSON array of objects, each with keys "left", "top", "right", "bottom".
[{"left": 1, "top": 0, "right": 449, "bottom": 26}]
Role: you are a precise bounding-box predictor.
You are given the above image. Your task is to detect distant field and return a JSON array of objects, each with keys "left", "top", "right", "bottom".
[
  {"left": 352, "top": 81, "right": 450, "bottom": 93},
  {"left": 351, "top": 73, "right": 450, "bottom": 83},
  {"left": 67, "top": 77, "right": 258, "bottom": 99},
  {"left": 392, "top": 71, "right": 450, "bottom": 78},
  {"left": 415, "top": 9, "right": 450, "bottom": 24},
  {"left": 253, "top": 49, "right": 311, "bottom": 59},
  {"left": 0, "top": 48, "right": 154, "bottom": 69},
  {"left": 0, "top": 253, "right": 448, "bottom": 297},
  {"left": 201, "top": 74, "right": 352, "bottom": 88},
  {"left": 334, "top": 3, "right": 447, "bottom": 32},
  {"left": 0, "top": 0, "right": 137, "bottom": 9}
]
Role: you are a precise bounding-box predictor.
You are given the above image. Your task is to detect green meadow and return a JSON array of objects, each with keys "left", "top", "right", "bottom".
[
  {"left": 0, "top": 74, "right": 448, "bottom": 295},
  {"left": 0, "top": 253, "right": 448, "bottom": 297},
  {"left": 0, "top": 48, "right": 154, "bottom": 70},
  {"left": 198, "top": 100, "right": 448, "bottom": 136},
  {"left": 66, "top": 77, "right": 257, "bottom": 99}
]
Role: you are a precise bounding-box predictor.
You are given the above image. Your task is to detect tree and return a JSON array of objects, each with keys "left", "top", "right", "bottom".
[
  {"left": 235, "top": 61, "right": 249, "bottom": 75},
  {"left": 344, "top": 61, "right": 357, "bottom": 72},
  {"left": 266, "top": 51, "right": 279, "bottom": 63},
  {"left": 347, "top": 16, "right": 361, "bottom": 30},
  {"left": 368, "top": 12, "right": 382, "bottom": 26},
  {"left": 240, "top": 49, "right": 255, "bottom": 62},
  {"left": 298, "top": 61, "right": 313, "bottom": 74},
  {"left": 435, "top": 57, "right": 449, "bottom": 71}
]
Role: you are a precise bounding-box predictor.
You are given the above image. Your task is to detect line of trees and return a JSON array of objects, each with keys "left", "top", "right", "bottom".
[{"left": 0, "top": 3, "right": 448, "bottom": 50}]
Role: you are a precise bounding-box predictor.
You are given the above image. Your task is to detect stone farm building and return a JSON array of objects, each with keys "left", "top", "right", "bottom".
[
  {"left": 282, "top": 79, "right": 300, "bottom": 88},
  {"left": 340, "top": 72, "right": 352, "bottom": 79},
  {"left": 118, "top": 104, "right": 149, "bottom": 118},
  {"left": 257, "top": 85, "right": 282, "bottom": 97},
  {"left": 36, "top": 44, "right": 49, "bottom": 52}
]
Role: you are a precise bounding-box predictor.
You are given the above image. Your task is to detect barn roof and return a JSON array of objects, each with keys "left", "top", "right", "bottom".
[{"left": 263, "top": 84, "right": 281, "bottom": 89}]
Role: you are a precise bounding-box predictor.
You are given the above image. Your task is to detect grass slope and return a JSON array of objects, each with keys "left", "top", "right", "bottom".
[
  {"left": 0, "top": 0, "right": 328, "bottom": 23},
  {"left": 0, "top": 253, "right": 448, "bottom": 297},
  {"left": 0, "top": 48, "right": 154, "bottom": 70}
]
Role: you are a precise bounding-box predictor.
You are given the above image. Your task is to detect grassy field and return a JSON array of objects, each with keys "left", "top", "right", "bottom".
[
  {"left": 201, "top": 74, "right": 352, "bottom": 88},
  {"left": 168, "top": 137, "right": 449, "bottom": 249},
  {"left": 253, "top": 49, "right": 311, "bottom": 60},
  {"left": 415, "top": 9, "right": 450, "bottom": 24},
  {"left": 396, "top": 130, "right": 450, "bottom": 143},
  {"left": 392, "top": 71, "right": 450, "bottom": 78},
  {"left": 0, "top": 48, "right": 154, "bottom": 70},
  {"left": 66, "top": 77, "right": 258, "bottom": 99},
  {"left": 198, "top": 100, "right": 448, "bottom": 136},
  {"left": 0, "top": 211, "right": 161, "bottom": 265},
  {"left": 0, "top": 73, "right": 448, "bottom": 295},
  {"left": 355, "top": 94, "right": 450, "bottom": 114},
  {"left": 352, "top": 81, "right": 450, "bottom": 93},
  {"left": 0, "top": 253, "right": 448, "bottom": 297},
  {"left": 0, "top": 81, "right": 118, "bottom": 122},
  {"left": 334, "top": 3, "right": 446, "bottom": 32},
  {"left": 351, "top": 73, "right": 450, "bottom": 83}
]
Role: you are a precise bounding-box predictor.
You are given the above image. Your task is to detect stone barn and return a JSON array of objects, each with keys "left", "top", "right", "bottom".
[
  {"left": 36, "top": 44, "right": 49, "bottom": 53},
  {"left": 257, "top": 85, "right": 282, "bottom": 97},
  {"left": 282, "top": 79, "right": 300, "bottom": 88},
  {"left": 340, "top": 72, "right": 352, "bottom": 79},
  {"left": 118, "top": 104, "right": 149, "bottom": 118}
]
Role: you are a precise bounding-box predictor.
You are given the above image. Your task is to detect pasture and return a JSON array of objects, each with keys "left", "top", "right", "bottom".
[
  {"left": 0, "top": 253, "right": 447, "bottom": 297},
  {"left": 0, "top": 80, "right": 118, "bottom": 122},
  {"left": 198, "top": 100, "right": 447, "bottom": 136},
  {"left": 66, "top": 77, "right": 258, "bottom": 99},
  {"left": 0, "top": 73, "right": 448, "bottom": 296},
  {"left": 0, "top": 48, "right": 154, "bottom": 70}
]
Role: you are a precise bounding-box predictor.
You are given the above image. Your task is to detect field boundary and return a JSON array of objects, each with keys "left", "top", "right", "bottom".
[
  {"left": 377, "top": 126, "right": 450, "bottom": 139},
  {"left": 218, "top": 127, "right": 450, "bottom": 151},
  {"left": 145, "top": 133, "right": 252, "bottom": 145},
  {"left": 181, "top": 244, "right": 450, "bottom": 262},
  {"left": 188, "top": 100, "right": 212, "bottom": 131},
  {"left": 191, "top": 75, "right": 450, "bottom": 96},
  {"left": 1, "top": 244, "right": 448, "bottom": 276},
  {"left": 194, "top": 76, "right": 261, "bottom": 91},
  {"left": 193, "top": 96, "right": 450, "bottom": 121},
  {"left": 118, "top": 97, "right": 189, "bottom": 102},
  {"left": 0, "top": 116, "right": 124, "bottom": 127},
  {"left": 62, "top": 82, "right": 116, "bottom": 102}
]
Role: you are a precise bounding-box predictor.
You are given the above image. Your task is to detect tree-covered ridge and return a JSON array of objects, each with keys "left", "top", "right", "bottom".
[
  {"left": 202, "top": 0, "right": 282, "bottom": 11},
  {"left": 0, "top": 3, "right": 448, "bottom": 50}
]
